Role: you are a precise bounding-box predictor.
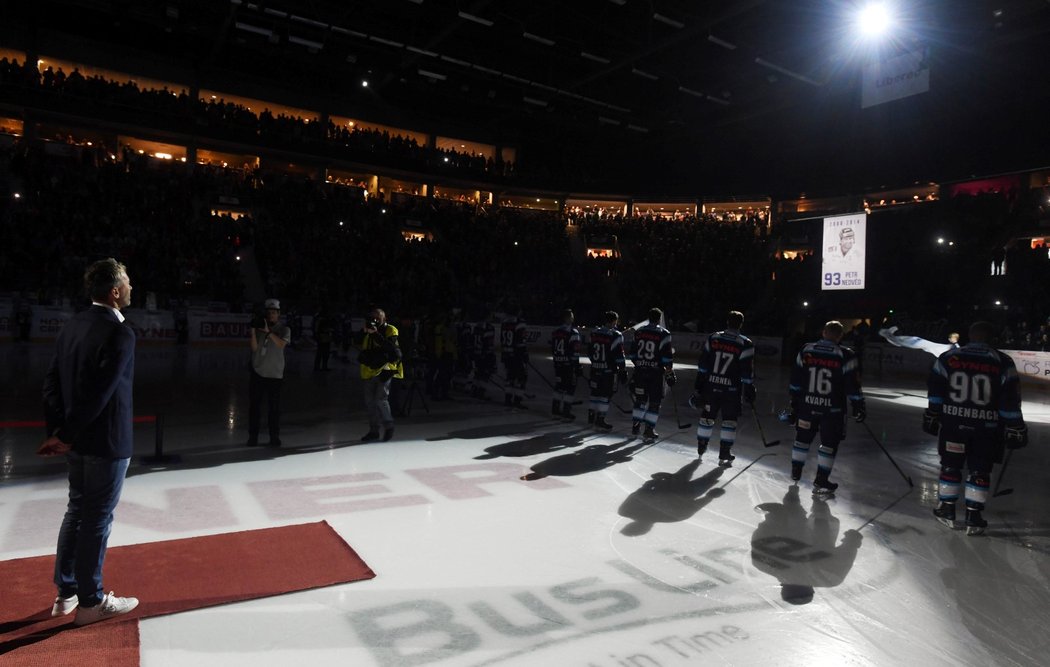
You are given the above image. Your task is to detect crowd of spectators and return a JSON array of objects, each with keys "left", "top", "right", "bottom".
[
  {"left": 4, "top": 46, "right": 1050, "bottom": 361},
  {"left": 0, "top": 140, "right": 244, "bottom": 308},
  {"left": 3, "top": 123, "right": 1050, "bottom": 345},
  {"left": 0, "top": 57, "right": 514, "bottom": 182}
]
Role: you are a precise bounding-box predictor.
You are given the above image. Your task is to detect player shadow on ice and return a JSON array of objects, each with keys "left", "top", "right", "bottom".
[
  {"left": 474, "top": 427, "right": 594, "bottom": 459},
  {"left": 617, "top": 460, "right": 726, "bottom": 536},
  {"left": 430, "top": 420, "right": 558, "bottom": 443},
  {"left": 939, "top": 528, "right": 1050, "bottom": 664},
  {"left": 520, "top": 438, "right": 647, "bottom": 480},
  {"left": 750, "top": 485, "right": 862, "bottom": 605}
]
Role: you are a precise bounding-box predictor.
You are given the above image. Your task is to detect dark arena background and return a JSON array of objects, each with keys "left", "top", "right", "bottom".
[{"left": 2, "top": 2, "right": 1050, "bottom": 666}]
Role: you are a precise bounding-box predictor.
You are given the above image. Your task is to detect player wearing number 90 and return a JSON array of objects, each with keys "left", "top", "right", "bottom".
[
  {"left": 786, "top": 320, "right": 865, "bottom": 496},
  {"left": 925, "top": 321, "right": 1026, "bottom": 536}
]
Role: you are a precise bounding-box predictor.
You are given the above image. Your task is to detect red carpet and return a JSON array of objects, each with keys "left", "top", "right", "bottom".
[{"left": 0, "top": 521, "right": 375, "bottom": 666}]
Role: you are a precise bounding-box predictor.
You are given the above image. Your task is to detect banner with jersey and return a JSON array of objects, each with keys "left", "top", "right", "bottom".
[{"left": 821, "top": 213, "right": 866, "bottom": 291}]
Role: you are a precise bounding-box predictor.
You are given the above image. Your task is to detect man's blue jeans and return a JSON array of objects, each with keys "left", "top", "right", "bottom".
[{"left": 54, "top": 452, "right": 130, "bottom": 606}]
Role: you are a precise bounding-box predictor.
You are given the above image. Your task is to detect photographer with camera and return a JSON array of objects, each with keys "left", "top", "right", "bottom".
[
  {"left": 247, "top": 298, "right": 291, "bottom": 447},
  {"left": 354, "top": 307, "right": 403, "bottom": 442}
]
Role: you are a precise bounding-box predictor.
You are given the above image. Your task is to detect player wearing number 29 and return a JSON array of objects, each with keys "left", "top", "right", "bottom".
[
  {"left": 693, "top": 311, "right": 756, "bottom": 466},
  {"left": 786, "top": 321, "right": 866, "bottom": 495},
  {"left": 629, "top": 308, "right": 676, "bottom": 441},
  {"left": 925, "top": 321, "right": 1027, "bottom": 535},
  {"left": 550, "top": 309, "right": 583, "bottom": 419}
]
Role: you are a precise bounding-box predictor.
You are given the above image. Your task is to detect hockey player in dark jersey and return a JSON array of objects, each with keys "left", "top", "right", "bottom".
[
  {"left": 786, "top": 321, "right": 866, "bottom": 495},
  {"left": 500, "top": 308, "right": 530, "bottom": 406},
  {"left": 550, "top": 309, "right": 583, "bottom": 419},
  {"left": 453, "top": 314, "right": 477, "bottom": 395},
  {"left": 587, "top": 311, "right": 628, "bottom": 431},
  {"left": 629, "top": 308, "right": 676, "bottom": 441},
  {"left": 924, "top": 321, "right": 1027, "bottom": 535},
  {"left": 693, "top": 310, "right": 756, "bottom": 466},
  {"left": 472, "top": 315, "right": 497, "bottom": 398}
]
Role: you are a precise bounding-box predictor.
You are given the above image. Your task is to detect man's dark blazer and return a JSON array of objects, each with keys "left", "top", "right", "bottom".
[{"left": 43, "top": 305, "right": 136, "bottom": 459}]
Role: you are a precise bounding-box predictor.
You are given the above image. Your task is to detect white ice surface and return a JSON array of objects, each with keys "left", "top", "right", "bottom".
[{"left": 2, "top": 347, "right": 1048, "bottom": 666}]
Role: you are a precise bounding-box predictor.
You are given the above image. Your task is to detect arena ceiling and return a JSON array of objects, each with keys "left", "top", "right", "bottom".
[{"left": 7, "top": 0, "right": 1050, "bottom": 194}]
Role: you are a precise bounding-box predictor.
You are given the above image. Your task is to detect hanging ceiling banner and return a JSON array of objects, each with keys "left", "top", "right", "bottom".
[
  {"left": 862, "top": 47, "right": 930, "bottom": 109},
  {"left": 821, "top": 212, "right": 866, "bottom": 290}
]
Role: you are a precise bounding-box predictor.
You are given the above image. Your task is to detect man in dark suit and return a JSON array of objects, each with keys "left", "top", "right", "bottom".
[{"left": 40, "top": 258, "right": 140, "bottom": 626}]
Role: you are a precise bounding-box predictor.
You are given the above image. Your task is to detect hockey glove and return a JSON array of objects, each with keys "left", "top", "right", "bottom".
[
  {"left": 922, "top": 409, "right": 941, "bottom": 436},
  {"left": 665, "top": 371, "right": 677, "bottom": 387},
  {"left": 743, "top": 383, "right": 757, "bottom": 406},
  {"left": 851, "top": 399, "right": 867, "bottom": 423},
  {"left": 1005, "top": 423, "right": 1028, "bottom": 449},
  {"left": 778, "top": 407, "right": 798, "bottom": 425},
  {"left": 688, "top": 392, "right": 701, "bottom": 410}
]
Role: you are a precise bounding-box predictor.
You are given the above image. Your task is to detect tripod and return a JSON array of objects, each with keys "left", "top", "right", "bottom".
[
  {"left": 400, "top": 363, "right": 430, "bottom": 417},
  {"left": 401, "top": 379, "right": 430, "bottom": 416}
]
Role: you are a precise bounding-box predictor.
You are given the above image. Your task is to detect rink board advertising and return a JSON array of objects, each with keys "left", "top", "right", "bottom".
[{"left": 821, "top": 212, "right": 866, "bottom": 291}]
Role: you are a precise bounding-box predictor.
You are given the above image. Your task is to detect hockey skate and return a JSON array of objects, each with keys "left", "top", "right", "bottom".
[
  {"left": 643, "top": 425, "right": 659, "bottom": 441},
  {"left": 631, "top": 421, "right": 642, "bottom": 436},
  {"left": 717, "top": 444, "right": 735, "bottom": 468},
  {"left": 587, "top": 410, "right": 596, "bottom": 424},
  {"left": 791, "top": 462, "right": 803, "bottom": 482},
  {"left": 964, "top": 509, "right": 987, "bottom": 536},
  {"left": 594, "top": 415, "right": 613, "bottom": 431},
  {"left": 933, "top": 502, "right": 958, "bottom": 529},
  {"left": 812, "top": 477, "right": 838, "bottom": 496},
  {"left": 697, "top": 439, "right": 708, "bottom": 460}
]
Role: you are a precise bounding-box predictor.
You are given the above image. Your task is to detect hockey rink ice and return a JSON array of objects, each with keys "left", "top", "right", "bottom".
[{"left": 2, "top": 343, "right": 1049, "bottom": 667}]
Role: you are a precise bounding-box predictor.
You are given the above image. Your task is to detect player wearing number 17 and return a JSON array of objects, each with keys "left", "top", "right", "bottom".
[
  {"left": 692, "top": 310, "right": 756, "bottom": 466},
  {"left": 924, "top": 321, "right": 1026, "bottom": 535},
  {"left": 785, "top": 321, "right": 866, "bottom": 495}
]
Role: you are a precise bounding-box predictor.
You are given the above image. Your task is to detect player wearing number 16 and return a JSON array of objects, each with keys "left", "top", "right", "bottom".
[
  {"left": 925, "top": 321, "right": 1026, "bottom": 535},
  {"left": 785, "top": 321, "right": 866, "bottom": 496}
]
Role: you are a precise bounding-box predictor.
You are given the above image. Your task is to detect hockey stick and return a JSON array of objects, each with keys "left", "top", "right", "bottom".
[
  {"left": 750, "top": 404, "right": 781, "bottom": 447},
  {"left": 716, "top": 452, "right": 776, "bottom": 490},
  {"left": 860, "top": 421, "right": 914, "bottom": 488},
  {"left": 854, "top": 488, "right": 914, "bottom": 533},
  {"left": 527, "top": 359, "right": 556, "bottom": 390},
  {"left": 992, "top": 448, "right": 1015, "bottom": 497},
  {"left": 668, "top": 383, "right": 691, "bottom": 430}
]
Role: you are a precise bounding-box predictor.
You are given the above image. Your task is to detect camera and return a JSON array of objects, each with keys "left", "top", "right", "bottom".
[
  {"left": 250, "top": 313, "right": 266, "bottom": 330},
  {"left": 365, "top": 317, "right": 380, "bottom": 330}
]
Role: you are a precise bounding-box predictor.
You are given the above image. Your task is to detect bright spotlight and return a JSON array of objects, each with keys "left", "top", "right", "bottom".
[{"left": 857, "top": 2, "right": 892, "bottom": 37}]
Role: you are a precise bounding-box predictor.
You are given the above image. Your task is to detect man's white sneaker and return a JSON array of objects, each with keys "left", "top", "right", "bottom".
[
  {"left": 73, "top": 592, "right": 139, "bottom": 626},
  {"left": 51, "top": 594, "right": 78, "bottom": 617}
]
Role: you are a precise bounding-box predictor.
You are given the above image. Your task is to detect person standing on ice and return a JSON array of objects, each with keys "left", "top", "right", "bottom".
[
  {"left": 925, "top": 321, "right": 1027, "bottom": 535},
  {"left": 784, "top": 321, "right": 866, "bottom": 495}
]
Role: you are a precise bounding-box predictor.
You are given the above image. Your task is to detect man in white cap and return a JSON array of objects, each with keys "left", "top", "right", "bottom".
[{"left": 247, "top": 298, "right": 291, "bottom": 446}]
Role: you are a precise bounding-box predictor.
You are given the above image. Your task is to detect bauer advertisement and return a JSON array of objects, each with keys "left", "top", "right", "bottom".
[{"left": 821, "top": 212, "right": 866, "bottom": 291}]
